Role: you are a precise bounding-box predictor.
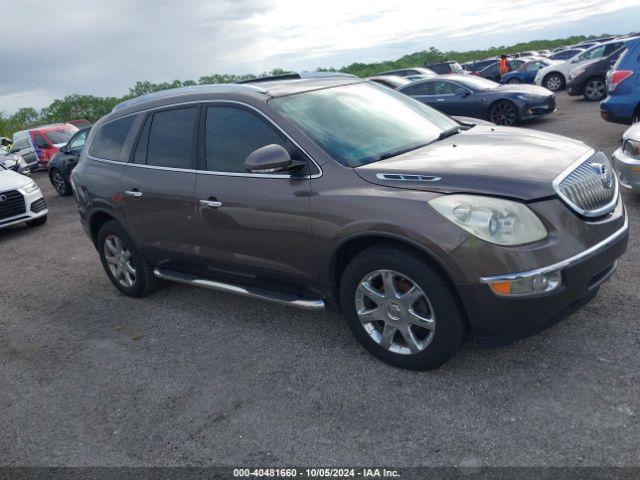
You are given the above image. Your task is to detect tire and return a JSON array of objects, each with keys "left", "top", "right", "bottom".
[
  {"left": 507, "top": 78, "right": 520, "bottom": 84},
  {"left": 582, "top": 77, "right": 606, "bottom": 101},
  {"left": 27, "top": 215, "right": 47, "bottom": 227},
  {"left": 633, "top": 108, "right": 640, "bottom": 125},
  {"left": 489, "top": 100, "right": 519, "bottom": 126},
  {"left": 97, "top": 220, "right": 159, "bottom": 297},
  {"left": 339, "top": 245, "right": 468, "bottom": 370},
  {"left": 543, "top": 72, "right": 564, "bottom": 91},
  {"left": 50, "top": 169, "right": 71, "bottom": 196}
]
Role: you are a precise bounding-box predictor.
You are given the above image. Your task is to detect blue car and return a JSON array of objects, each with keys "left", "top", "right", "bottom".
[
  {"left": 500, "top": 58, "right": 560, "bottom": 85},
  {"left": 601, "top": 36, "right": 640, "bottom": 124}
]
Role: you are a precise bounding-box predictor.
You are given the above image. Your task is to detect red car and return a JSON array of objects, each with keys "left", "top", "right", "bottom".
[{"left": 13, "top": 123, "right": 78, "bottom": 169}]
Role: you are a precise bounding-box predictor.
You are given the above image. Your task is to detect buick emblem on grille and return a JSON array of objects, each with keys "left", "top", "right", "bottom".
[
  {"left": 0, "top": 195, "right": 6, "bottom": 203},
  {"left": 590, "top": 162, "right": 613, "bottom": 189}
]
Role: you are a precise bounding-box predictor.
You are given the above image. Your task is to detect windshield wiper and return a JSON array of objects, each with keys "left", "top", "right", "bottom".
[
  {"left": 373, "top": 126, "right": 463, "bottom": 162},
  {"left": 376, "top": 141, "right": 434, "bottom": 161},
  {"left": 434, "top": 125, "right": 463, "bottom": 142}
]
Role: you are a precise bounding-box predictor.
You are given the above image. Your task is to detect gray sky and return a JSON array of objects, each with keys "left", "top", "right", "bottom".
[{"left": 1, "top": 0, "right": 639, "bottom": 113}]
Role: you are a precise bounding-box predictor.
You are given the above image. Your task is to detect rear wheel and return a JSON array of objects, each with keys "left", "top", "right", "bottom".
[
  {"left": 339, "top": 245, "right": 468, "bottom": 370},
  {"left": 507, "top": 78, "right": 520, "bottom": 84},
  {"left": 489, "top": 100, "right": 519, "bottom": 126},
  {"left": 543, "top": 72, "right": 564, "bottom": 91},
  {"left": 583, "top": 77, "right": 606, "bottom": 101},
  {"left": 97, "top": 220, "right": 159, "bottom": 297},
  {"left": 50, "top": 169, "right": 71, "bottom": 196}
]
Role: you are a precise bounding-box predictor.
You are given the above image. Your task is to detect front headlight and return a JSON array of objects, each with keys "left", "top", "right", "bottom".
[
  {"left": 429, "top": 194, "right": 547, "bottom": 246},
  {"left": 623, "top": 139, "right": 640, "bottom": 159},
  {"left": 22, "top": 181, "right": 40, "bottom": 193}
]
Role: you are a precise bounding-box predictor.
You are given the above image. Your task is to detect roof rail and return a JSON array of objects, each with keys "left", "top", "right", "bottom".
[
  {"left": 239, "top": 71, "right": 357, "bottom": 84},
  {"left": 112, "top": 83, "right": 268, "bottom": 112}
]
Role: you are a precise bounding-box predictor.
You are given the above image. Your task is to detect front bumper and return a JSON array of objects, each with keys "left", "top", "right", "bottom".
[
  {"left": 613, "top": 146, "right": 640, "bottom": 191},
  {"left": 519, "top": 97, "right": 556, "bottom": 121},
  {"left": 0, "top": 187, "right": 48, "bottom": 230},
  {"left": 566, "top": 79, "right": 584, "bottom": 96},
  {"left": 456, "top": 212, "right": 629, "bottom": 347}
]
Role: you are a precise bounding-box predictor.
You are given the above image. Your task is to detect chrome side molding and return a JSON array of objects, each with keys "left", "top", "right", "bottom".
[{"left": 154, "top": 268, "right": 325, "bottom": 311}]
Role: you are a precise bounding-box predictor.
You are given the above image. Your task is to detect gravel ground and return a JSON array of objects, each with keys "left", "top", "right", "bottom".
[{"left": 0, "top": 93, "right": 638, "bottom": 467}]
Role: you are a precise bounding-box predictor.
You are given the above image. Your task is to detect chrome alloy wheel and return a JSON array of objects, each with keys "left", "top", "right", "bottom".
[
  {"left": 355, "top": 270, "right": 436, "bottom": 355},
  {"left": 546, "top": 74, "right": 562, "bottom": 91},
  {"left": 104, "top": 235, "right": 136, "bottom": 288}
]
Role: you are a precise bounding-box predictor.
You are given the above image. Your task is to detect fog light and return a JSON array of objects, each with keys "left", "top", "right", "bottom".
[{"left": 486, "top": 271, "right": 562, "bottom": 297}]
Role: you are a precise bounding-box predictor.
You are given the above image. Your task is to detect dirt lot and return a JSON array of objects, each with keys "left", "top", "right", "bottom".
[{"left": 1, "top": 93, "right": 639, "bottom": 467}]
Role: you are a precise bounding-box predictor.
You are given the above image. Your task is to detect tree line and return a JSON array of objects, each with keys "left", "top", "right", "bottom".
[{"left": 0, "top": 34, "right": 603, "bottom": 138}]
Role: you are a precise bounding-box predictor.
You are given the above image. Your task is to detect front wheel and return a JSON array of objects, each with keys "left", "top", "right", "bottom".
[
  {"left": 339, "top": 245, "right": 468, "bottom": 370},
  {"left": 544, "top": 73, "right": 564, "bottom": 91},
  {"left": 583, "top": 77, "right": 606, "bottom": 101},
  {"left": 489, "top": 100, "right": 519, "bottom": 126},
  {"left": 507, "top": 78, "right": 520, "bottom": 84},
  {"left": 97, "top": 220, "right": 159, "bottom": 297},
  {"left": 50, "top": 169, "right": 71, "bottom": 196}
]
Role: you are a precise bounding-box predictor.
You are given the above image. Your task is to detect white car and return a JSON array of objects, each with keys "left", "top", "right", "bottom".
[
  {"left": 534, "top": 40, "right": 626, "bottom": 91},
  {"left": 0, "top": 165, "right": 48, "bottom": 230}
]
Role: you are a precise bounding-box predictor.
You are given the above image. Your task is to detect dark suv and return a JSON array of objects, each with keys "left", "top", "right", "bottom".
[{"left": 72, "top": 79, "right": 628, "bottom": 370}]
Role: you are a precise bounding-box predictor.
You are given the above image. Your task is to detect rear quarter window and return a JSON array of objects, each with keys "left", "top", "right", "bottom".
[{"left": 88, "top": 116, "right": 135, "bottom": 161}]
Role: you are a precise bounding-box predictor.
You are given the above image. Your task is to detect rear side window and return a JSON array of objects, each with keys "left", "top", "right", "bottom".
[
  {"left": 401, "top": 82, "right": 434, "bottom": 96},
  {"left": 204, "top": 106, "right": 294, "bottom": 173},
  {"left": 134, "top": 107, "right": 197, "bottom": 169},
  {"left": 89, "top": 116, "right": 135, "bottom": 161}
]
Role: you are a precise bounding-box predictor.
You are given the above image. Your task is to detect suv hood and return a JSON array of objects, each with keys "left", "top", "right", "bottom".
[
  {"left": 355, "top": 125, "right": 592, "bottom": 201},
  {"left": 0, "top": 168, "right": 32, "bottom": 190}
]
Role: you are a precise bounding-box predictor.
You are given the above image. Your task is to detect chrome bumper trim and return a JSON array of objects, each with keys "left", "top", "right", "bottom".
[{"left": 480, "top": 212, "right": 628, "bottom": 283}]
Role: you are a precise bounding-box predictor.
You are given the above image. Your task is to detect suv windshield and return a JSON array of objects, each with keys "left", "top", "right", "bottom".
[
  {"left": 271, "top": 82, "right": 458, "bottom": 167},
  {"left": 45, "top": 128, "right": 77, "bottom": 145}
]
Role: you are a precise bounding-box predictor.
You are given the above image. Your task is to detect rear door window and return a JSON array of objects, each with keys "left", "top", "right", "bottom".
[
  {"left": 433, "top": 81, "right": 457, "bottom": 95},
  {"left": 135, "top": 107, "right": 197, "bottom": 169},
  {"left": 401, "top": 82, "right": 434, "bottom": 96},
  {"left": 89, "top": 116, "right": 135, "bottom": 161}
]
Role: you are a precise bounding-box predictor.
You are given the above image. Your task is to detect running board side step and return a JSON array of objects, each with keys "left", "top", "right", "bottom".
[{"left": 153, "top": 268, "right": 325, "bottom": 311}]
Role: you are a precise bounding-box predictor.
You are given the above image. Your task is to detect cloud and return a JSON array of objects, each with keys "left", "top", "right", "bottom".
[{"left": 0, "top": 0, "right": 637, "bottom": 113}]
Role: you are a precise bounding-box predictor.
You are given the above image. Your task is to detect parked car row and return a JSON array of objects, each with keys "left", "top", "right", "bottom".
[{"left": 370, "top": 67, "right": 555, "bottom": 126}]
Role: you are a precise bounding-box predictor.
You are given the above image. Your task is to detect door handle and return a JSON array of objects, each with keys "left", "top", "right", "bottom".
[
  {"left": 200, "top": 199, "right": 223, "bottom": 208},
  {"left": 125, "top": 190, "right": 143, "bottom": 197},
  {"left": 437, "top": 98, "right": 446, "bottom": 102}
]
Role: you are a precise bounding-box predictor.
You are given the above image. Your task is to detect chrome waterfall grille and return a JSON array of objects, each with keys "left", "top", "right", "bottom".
[{"left": 553, "top": 151, "right": 618, "bottom": 218}]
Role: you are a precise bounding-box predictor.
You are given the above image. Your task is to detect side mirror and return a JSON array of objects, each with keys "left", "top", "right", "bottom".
[
  {"left": 244, "top": 144, "right": 304, "bottom": 174},
  {"left": 454, "top": 88, "right": 469, "bottom": 97},
  {"left": 59, "top": 145, "right": 68, "bottom": 154}
]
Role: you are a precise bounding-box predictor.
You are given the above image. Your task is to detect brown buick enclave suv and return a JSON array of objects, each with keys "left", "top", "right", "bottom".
[{"left": 72, "top": 78, "right": 629, "bottom": 370}]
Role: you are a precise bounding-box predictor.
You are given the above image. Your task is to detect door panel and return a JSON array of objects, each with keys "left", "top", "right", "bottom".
[
  {"left": 194, "top": 174, "right": 315, "bottom": 280},
  {"left": 121, "top": 166, "right": 197, "bottom": 256},
  {"left": 192, "top": 104, "right": 316, "bottom": 283},
  {"left": 121, "top": 106, "right": 199, "bottom": 259}
]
